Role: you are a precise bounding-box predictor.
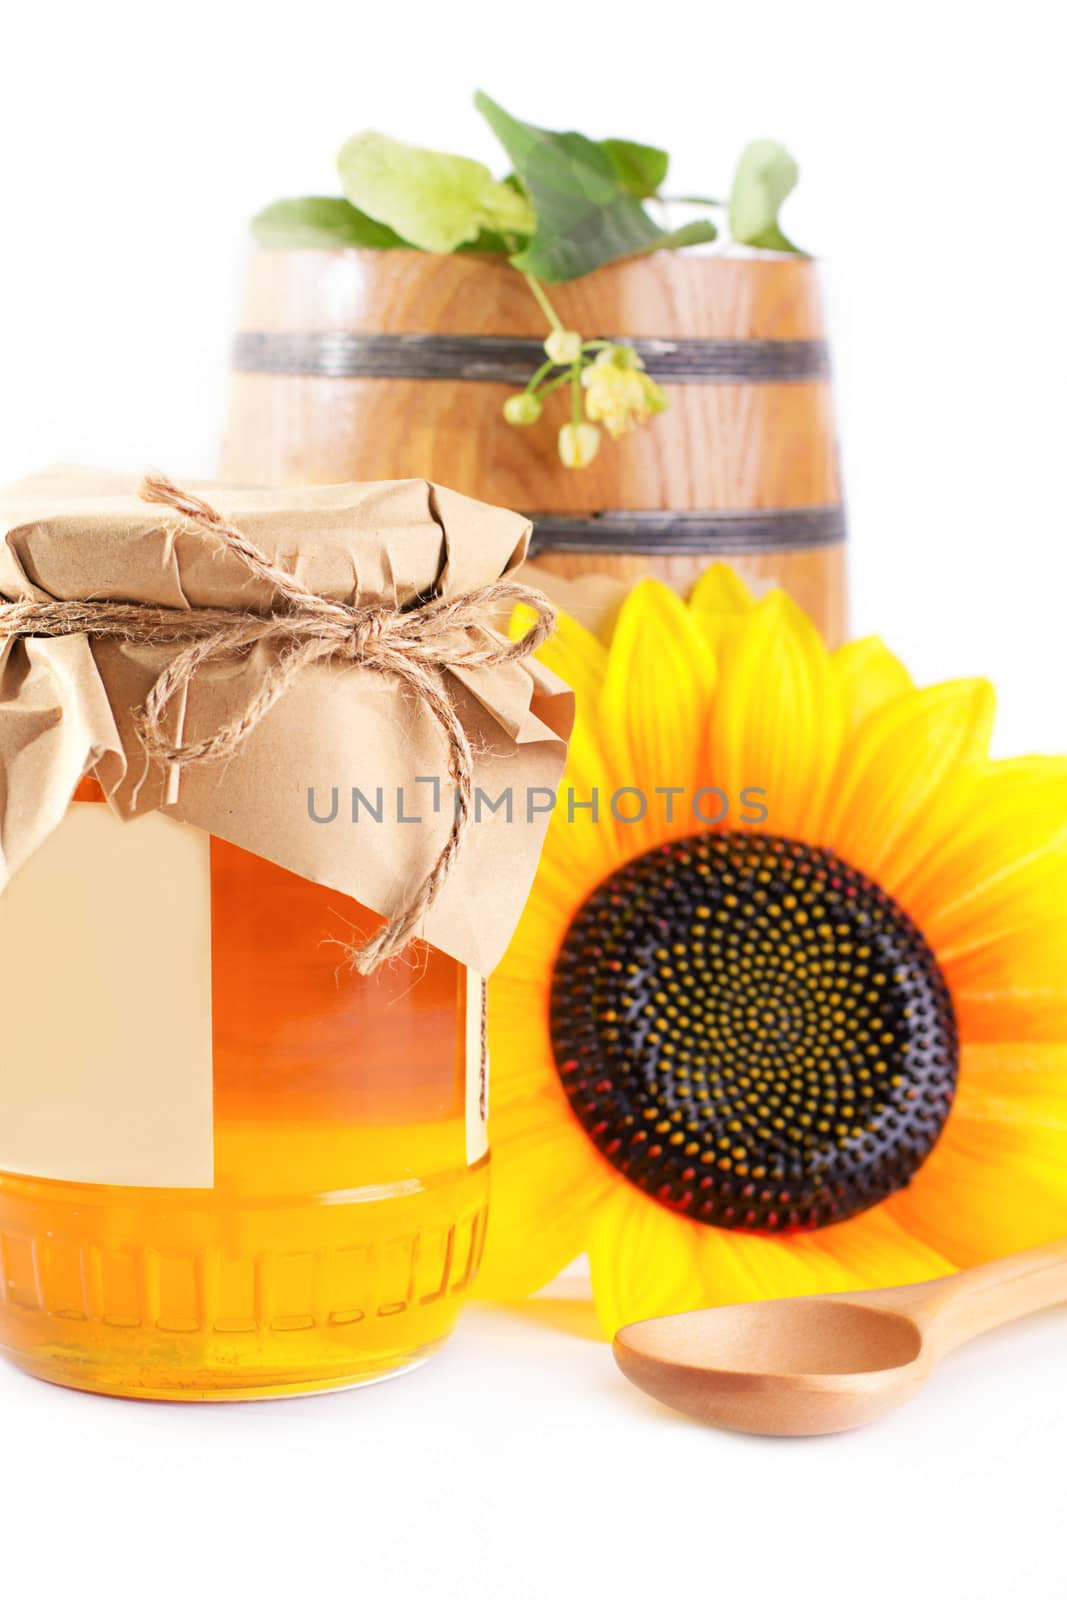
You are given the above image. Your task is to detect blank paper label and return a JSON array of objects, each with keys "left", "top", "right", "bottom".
[
  {"left": 466, "top": 971, "right": 489, "bottom": 1166},
  {"left": 0, "top": 804, "right": 214, "bottom": 1187}
]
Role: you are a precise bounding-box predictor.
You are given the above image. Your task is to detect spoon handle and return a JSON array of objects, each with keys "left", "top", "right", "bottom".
[{"left": 924, "top": 1237, "right": 1067, "bottom": 1351}]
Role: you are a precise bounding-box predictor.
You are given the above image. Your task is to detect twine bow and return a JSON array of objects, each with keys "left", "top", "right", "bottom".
[{"left": 0, "top": 472, "right": 556, "bottom": 973}]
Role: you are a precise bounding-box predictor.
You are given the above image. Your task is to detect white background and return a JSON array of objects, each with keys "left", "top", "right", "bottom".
[{"left": 2, "top": 2, "right": 1065, "bottom": 1596}]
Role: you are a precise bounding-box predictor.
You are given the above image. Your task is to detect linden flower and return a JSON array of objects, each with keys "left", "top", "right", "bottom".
[
  {"left": 558, "top": 422, "right": 601, "bottom": 469},
  {"left": 480, "top": 569, "right": 1067, "bottom": 1334},
  {"left": 581, "top": 345, "right": 668, "bottom": 439},
  {"left": 544, "top": 328, "right": 583, "bottom": 365}
]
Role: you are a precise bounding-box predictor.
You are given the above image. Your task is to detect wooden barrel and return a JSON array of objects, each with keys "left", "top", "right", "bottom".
[{"left": 222, "top": 251, "right": 847, "bottom": 642}]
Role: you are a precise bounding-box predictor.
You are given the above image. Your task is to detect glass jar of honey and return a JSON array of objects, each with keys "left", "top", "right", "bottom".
[
  {"left": 0, "top": 782, "right": 488, "bottom": 1399},
  {"left": 0, "top": 468, "right": 571, "bottom": 1401}
]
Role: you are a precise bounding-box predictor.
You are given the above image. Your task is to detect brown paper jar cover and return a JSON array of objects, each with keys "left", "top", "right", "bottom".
[{"left": 0, "top": 465, "right": 574, "bottom": 976}]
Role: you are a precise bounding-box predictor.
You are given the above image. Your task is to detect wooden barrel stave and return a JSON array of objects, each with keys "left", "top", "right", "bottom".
[
  {"left": 223, "top": 375, "right": 840, "bottom": 509},
  {"left": 222, "top": 250, "right": 848, "bottom": 642},
  {"left": 231, "top": 250, "right": 828, "bottom": 339}
]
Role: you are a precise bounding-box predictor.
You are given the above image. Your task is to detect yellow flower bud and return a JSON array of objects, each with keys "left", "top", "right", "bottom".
[
  {"left": 503, "top": 392, "right": 542, "bottom": 425},
  {"left": 544, "top": 329, "right": 583, "bottom": 365},
  {"left": 558, "top": 422, "right": 601, "bottom": 469}
]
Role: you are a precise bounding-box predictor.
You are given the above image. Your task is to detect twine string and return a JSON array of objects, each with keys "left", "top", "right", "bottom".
[{"left": 0, "top": 472, "right": 556, "bottom": 973}]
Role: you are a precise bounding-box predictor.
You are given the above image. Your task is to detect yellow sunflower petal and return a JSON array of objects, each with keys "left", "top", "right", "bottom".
[
  {"left": 706, "top": 588, "right": 843, "bottom": 839},
  {"left": 858, "top": 756, "right": 1067, "bottom": 1041},
  {"left": 900, "top": 758, "right": 1067, "bottom": 956},
  {"left": 887, "top": 1043, "right": 1067, "bottom": 1263},
  {"left": 954, "top": 1039, "right": 1067, "bottom": 1122},
  {"left": 789, "top": 1206, "right": 956, "bottom": 1289},
  {"left": 587, "top": 1191, "right": 954, "bottom": 1332},
  {"left": 831, "top": 636, "right": 914, "bottom": 733},
  {"left": 528, "top": 604, "right": 609, "bottom": 712},
  {"left": 586, "top": 1186, "right": 710, "bottom": 1332},
  {"left": 689, "top": 1206, "right": 952, "bottom": 1306},
  {"left": 947, "top": 911, "right": 1067, "bottom": 1041},
  {"left": 531, "top": 808, "right": 619, "bottom": 918},
  {"left": 693, "top": 1224, "right": 832, "bottom": 1304},
  {"left": 687, "top": 563, "right": 762, "bottom": 656},
  {"left": 598, "top": 580, "right": 716, "bottom": 838},
  {"left": 822, "top": 678, "right": 995, "bottom": 890},
  {"left": 529, "top": 699, "right": 629, "bottom": 894},
  {"left": 488, "top": 975, "right": 559, "bottom": 1106},
  {"left": 688, "top": 561, "right": 757, "bottom": 618},
  {"left": 478, "top": 1091, "right": 612, "bottom": 1301}
]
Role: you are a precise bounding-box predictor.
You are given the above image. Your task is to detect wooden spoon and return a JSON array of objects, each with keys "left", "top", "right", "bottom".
[{"left": 613, "top": 1238, "right": 1067, "bottom": 1436}]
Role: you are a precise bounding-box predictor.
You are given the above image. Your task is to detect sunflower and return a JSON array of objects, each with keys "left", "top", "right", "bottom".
[{"left": 479, "top": 568, "right": 1067, "bottom": 1334}]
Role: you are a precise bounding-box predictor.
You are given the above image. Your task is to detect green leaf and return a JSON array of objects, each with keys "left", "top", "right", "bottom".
[
  {"left": 475, "top": 92, "right": 712, "bottom": 282},
  {"left": 456, "top": 179, "right": 529, "bottom": 253},
  {"left": 728, "top": 139, "right": 803, "bottom": 253},
  {"left": 601, "top": 138, "right": 669, "bottom": 198},
  {"left": 652, "top": 218, "right": 719, "bottom": 253},
  {"left": 336, "top": 130, "right": 535, "bottom": 254},
  {"left": 455, "top": 231, "right": 514, "bottom": 253},
  {"left": 250, "top": 196, "right": 410, "bottom": 249}
]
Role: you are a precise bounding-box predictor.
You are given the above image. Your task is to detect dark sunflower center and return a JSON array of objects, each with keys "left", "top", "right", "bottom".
[{"left": 550, "top": 832, "right": 958, "bottom": 1232}]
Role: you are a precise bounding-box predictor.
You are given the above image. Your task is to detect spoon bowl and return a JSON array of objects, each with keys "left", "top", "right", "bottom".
[
  {"left": 615, "top": 1296, "right": 932, "bottom": 1436},
  {"left": 613, "top": 1238, "right": 1067, "bottom": 1436}
]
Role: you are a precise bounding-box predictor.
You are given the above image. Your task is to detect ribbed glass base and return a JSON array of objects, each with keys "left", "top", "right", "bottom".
[
  {"left": 5, "top": 1347, "right": 437, "bottom": 1403},
  {"left": 0, "top": 1161, "right": 487, "bottom": 1402}
]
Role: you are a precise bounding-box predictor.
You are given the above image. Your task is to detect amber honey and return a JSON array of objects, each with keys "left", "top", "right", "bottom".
[{"left": 0, "top": 793, "right": 488, "bottom": 1399}]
